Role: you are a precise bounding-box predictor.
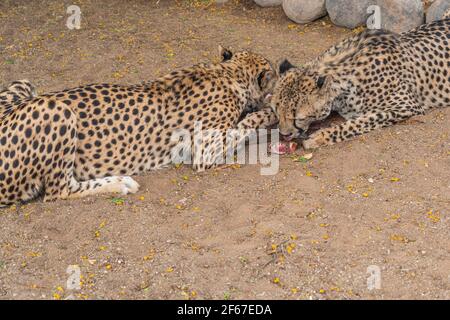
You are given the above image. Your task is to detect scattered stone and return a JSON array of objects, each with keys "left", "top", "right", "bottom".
[
  {"left": 282, "top": 0, "right": 327, "bottom": 24},
  {"left": 426, "top": 0, "right": 450, "bottom": 22},
  {"left": 325, "top": 0, "right": 372, "bottom": 29},
  {"left": 376, "top": 0, "right": 424, "bottom": 33},
  {"left": 254, "top": 0, "right": 282, "bottom": 7}
]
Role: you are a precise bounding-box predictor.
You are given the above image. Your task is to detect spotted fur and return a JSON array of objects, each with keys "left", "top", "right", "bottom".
[
  {"left": 271, "top": 19, "right": 450, "bottom": 149},
  {"left": 0, "top": 49, "right": 278, "bottom": 206},
  {"left": 0, "top": 80, "right": 37, "bottom": 120},
  {"left": 444, "top": 8, "right": 450, "bottom": 19}
]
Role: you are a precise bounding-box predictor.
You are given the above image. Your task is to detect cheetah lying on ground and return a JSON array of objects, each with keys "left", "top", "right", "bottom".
[
  {"left": 0, "top": 48, "right": 278, "bottom": 206},
  {"left": 270, "top": 19, "right": 449, "bottom": 149}
]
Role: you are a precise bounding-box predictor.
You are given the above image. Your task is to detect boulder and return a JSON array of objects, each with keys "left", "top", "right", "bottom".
[
  {"left": 254, "top": 0, "right": 282, "bottom": 7},
  {"left": 325, "top": 0, "right": 372, "bottom": 29},
  {"left": 282, "top": 0, "right": 327, "bottom": 24},
  {"left": 426, "top": 0, "right": 450, "bottom": 22},
  {"left": 376, "top": 0, "right": 424, "bottom": 33}
]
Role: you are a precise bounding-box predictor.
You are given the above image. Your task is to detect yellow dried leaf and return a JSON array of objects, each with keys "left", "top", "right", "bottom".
[
  {"left": 426, "top": 210, "right": 440, "bottom": 223},
  {"left": 303, "top": 153, "right": 313, "bottom": 160},
  {"left": 27, "top": 251, "right": 42, "bottom": 257},
  {"left": 286, "top": 243, "right": 295, "bottom": 254}
]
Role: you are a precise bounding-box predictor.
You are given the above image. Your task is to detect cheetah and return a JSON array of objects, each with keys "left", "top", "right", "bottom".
[
  {"left": 0, "top": 47, "right": 278, "bottom": 206},
  {"left": 270, "top": 19, "right": 450, "bottom": 149}
]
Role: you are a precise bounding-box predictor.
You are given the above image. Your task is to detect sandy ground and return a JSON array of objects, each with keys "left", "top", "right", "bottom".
[{"left": 0, "top": 0, "right": 449, "bottom": 300}]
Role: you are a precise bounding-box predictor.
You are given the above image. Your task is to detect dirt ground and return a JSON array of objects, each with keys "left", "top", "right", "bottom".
[{"left": 0, "top": 0, "right": 449, "bottom": 300}]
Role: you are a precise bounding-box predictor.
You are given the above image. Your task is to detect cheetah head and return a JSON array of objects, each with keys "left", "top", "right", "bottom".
[
  {"left": 270, "top": 60, "right": 338, "bottom": 140},
  {"left": 218, "top": 46, "right": 277, "bottom": 109}
]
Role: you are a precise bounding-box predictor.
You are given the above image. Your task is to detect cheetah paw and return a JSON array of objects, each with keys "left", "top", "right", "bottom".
[
  {"left": 118, "top": 176, "right": 140, "bottom": 194},
  {"left": 302, "top": 131, "right": 326, "bottom": 150},
  {"left": 302, "top": 138, "right": 319, "bottom": 150}
]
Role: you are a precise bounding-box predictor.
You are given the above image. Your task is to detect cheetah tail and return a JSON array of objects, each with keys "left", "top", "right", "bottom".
[{"left": 0, "top": 79, "right": 37, "bottom": 120}]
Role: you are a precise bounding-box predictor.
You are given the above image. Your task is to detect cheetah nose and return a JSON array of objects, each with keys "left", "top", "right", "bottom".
[
  {"left": 297, "top": 129, "right": 309, "bottom": 140},
  {"left": 280, "top": 132, "right": 295, "bottom": 141}
]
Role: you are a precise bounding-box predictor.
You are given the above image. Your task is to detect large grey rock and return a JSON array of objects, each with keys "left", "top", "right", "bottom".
[
  {"left": 376, "top": 0, "right": 424, "bottom": 33},
  {"left": 426, "top": 0, "right": 450, "bottom": 22},
  {"left": 326, "top": 0, "right": 372, "bottom": 29},
  {"left": 254, "top": 0, "right": 282, "bottom": 7},
  {"left": 282, "top": 0, "right": 327, "bottom": 24}
]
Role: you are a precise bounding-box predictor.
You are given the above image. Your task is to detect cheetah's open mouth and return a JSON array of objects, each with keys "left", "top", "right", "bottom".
[{"left": 281, "top": 131, "right": 308, "bottom": 142}]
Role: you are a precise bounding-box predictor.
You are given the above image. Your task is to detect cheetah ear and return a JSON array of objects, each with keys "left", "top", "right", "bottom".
[
  {"left": 278, "top": 59, "right": 295, "bottom": 75},
  {"left": 218, "top": 45, "right": 233, "bottom": 61},
  {"left": 316, "top": 76, "right": 327, "bottom": 89}
]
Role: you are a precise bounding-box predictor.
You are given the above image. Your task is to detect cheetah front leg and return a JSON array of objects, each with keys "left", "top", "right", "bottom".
[
  {"left": 303, "top": 108, "right": 424, "bottom": 149},
  {"left": 192, "top": 108, "right": 278, "bottom": 171},
  {"left": 237, "top": 107, "right": 278, "bottom": 130}
]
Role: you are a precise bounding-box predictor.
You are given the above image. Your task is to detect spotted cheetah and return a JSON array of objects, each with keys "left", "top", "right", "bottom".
[
  {"left": 0, "top": 47, "right": 278, "bottom": 206},
  {"left": 270, "top": 19, "right": 450, "bottom": 149}
]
